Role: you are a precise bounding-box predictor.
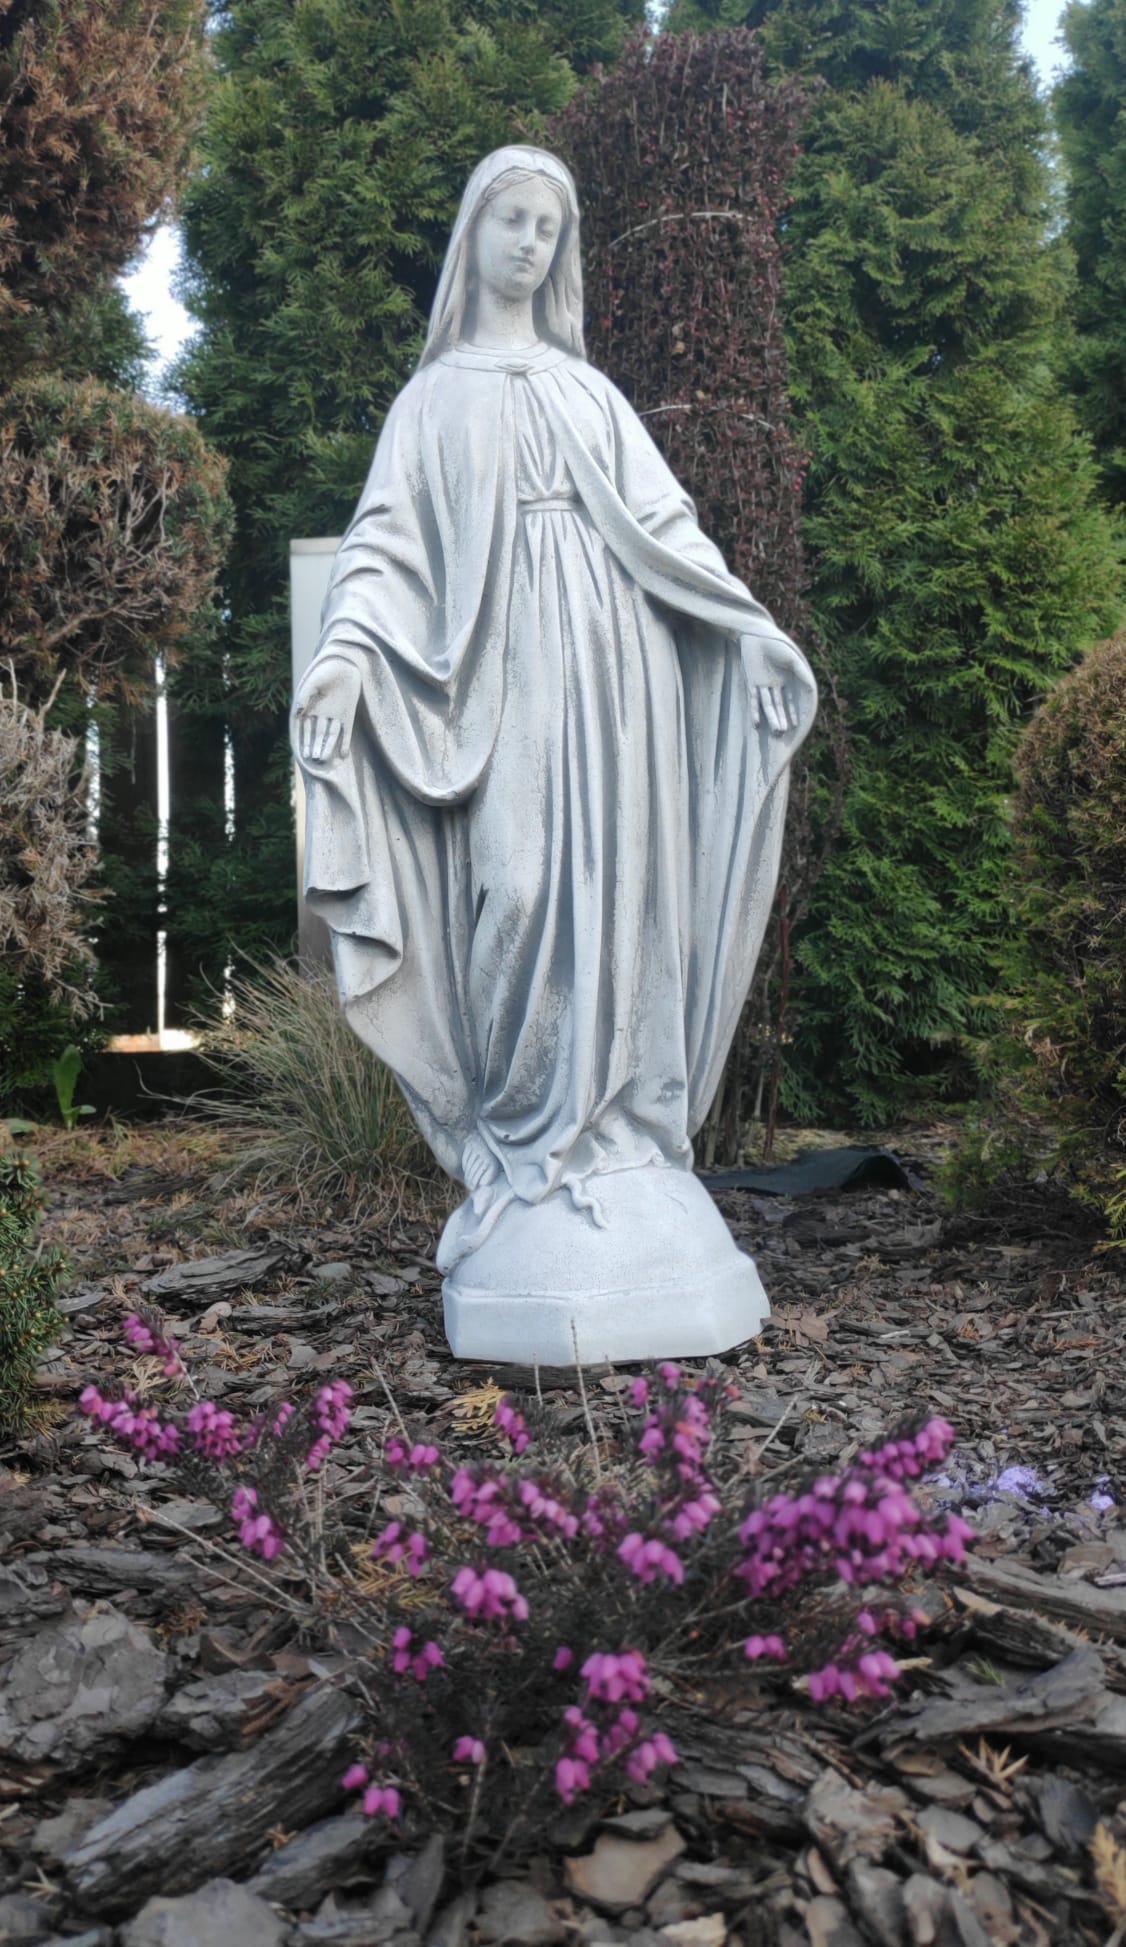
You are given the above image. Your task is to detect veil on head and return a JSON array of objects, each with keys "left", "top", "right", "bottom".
[{"left": 421, "top": 146, "right": 585, "bottom": 365}]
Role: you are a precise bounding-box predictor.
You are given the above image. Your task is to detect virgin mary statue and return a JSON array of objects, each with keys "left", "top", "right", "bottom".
[{"left": 292, "top": 145, "right": 817, "bottom": 1365}]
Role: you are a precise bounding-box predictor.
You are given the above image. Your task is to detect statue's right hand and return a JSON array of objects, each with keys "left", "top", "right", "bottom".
[{"left": 294, "top": 655, "right": 362, "bottom": 763}]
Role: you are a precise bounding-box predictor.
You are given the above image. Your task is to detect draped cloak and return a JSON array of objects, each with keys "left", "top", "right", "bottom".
[{"left": 294, "top": 342, "right": 817, "bottom": 1211}]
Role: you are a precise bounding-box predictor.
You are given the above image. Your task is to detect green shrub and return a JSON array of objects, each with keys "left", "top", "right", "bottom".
[
  {"left": 1010, "top": 627, "right": 1126, "bottom": 1153},
  {"left": 0, "top": 1153, "right": 63, "bottom": 1437},
  {"left": 197, "top": 959, "right": 445, "bottom": 1225}
]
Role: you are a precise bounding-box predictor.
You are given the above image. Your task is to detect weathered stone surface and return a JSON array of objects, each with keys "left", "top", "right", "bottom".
[
  {"left": 386, "top": 1834, "right": 445, "bottom": 1936},
  {"left": 292, "top": 1884, "right": 418, "bottom": 1943},
  {"left": 0, "top": 1891, "right": 57, "bottom": 1941},
  {"left": 0, "top": 1607, "right": 167, "bottom": 1764},
  {"left": 119, "top": 1878, "right": 287, "bottom": 1947},
  {"left": 32, "top": 1796, "right": 113, "bottom": 1861},
  {"left": 563, "top": 1826, "right": 685, "bottom": 1915},
  {"left": 475, "top": 1880, "right": 568, "bottom": 1944},
  {"left": 144, "top": 1246, "right": 289, "bottom": 1299},
  {"left": 155, "top": 1669, "right": 282, "bottom": 1751},
  {"left": 248, "top": 1814, "right": 374, "bottom": 1907}
]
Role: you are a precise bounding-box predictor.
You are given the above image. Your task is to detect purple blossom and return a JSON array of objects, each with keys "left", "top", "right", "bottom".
[
  {"left": 494, "top": 1396, "right": 530, "bottom": 1454},
  {"left": 230, "top": 1485, "right": 285, "bottom": 1560},
  {"left": 450, "top": 1565, "right": 529, "bottom": 1622},
  {"left": 581, "top": 1649, "right": 649, "bottom": 1704},
  {"left": 372, "top": 1521, "right": 430, "bottom": 1575},
  {"left": 453, "top": 1736, "right": 486, "bottom": 1764},
  {"left": 386, "top": 1435, "right": 440, "bottom": 1473},
  {"left": 78, "top": 1385, "right": 181, "bottom": 1460},
  {"left": 391, "top": 1626, "right": 444, "bottom": 1681},
  {"left": 123, "top": 1312, "right": 185, "bottom": 1378},
  {"left": 360, "top": 1784, "right": 401, "bottom": 1820},
  {"left": 617, "top": 1532, "right": 685, "bottom": 1585},
  {"left": 186, "top": 1399, "right": 244, "bottom": 1461}
]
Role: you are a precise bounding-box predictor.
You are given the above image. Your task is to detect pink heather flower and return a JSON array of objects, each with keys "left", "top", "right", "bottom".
[
  {"left": 562, "top": 1706, "right": 601, "bottom": 1765},
  {"left": 494, "top": 1396, "right": 531, "bottom": 1454},
  {"left": 386, "top": 1435, "right": 440, "bottom": 1473},
  {"left": 555, "top": 1755, "right": 591, "bottom": 1804},
  {"left": 625, "top": 1732, "right": 678, "bottom": 1784},
  {"left": 627, "top": 1376, "right": 649, "bottom": 1408},
  {"left": 272, "top": 1401, "right": 296, "bottom": 1435},
  {"left": 553, "top": 1645, "right": 574, "bottom": 1672},
  {"left": 658, "top": 1362, "right": 681, "bottom": 1389},
  {"left": 372, "top": 1522, "right": 430, "bottom": 1575},
  {"left": 78, "top": 1385, "right": 181, "bottom": 1460},
  {"left": 515, "top": 1477, "right": 579, "bottom": 1540},
  {"left": 667, "top": 1487, "right": 721, "bottom": 1541},
  {"left": 450, "top": 1565, "right": 529, "bottom": 1622},
  {"left": 186, "top": 1399, "right": 244, "bottom": 1461},
  {"left": 307, "top": 1380, "right": 353, "bottom": 1470},
  {"left": 229, "top": 1485, "right": 285, "bottom": 1561},
  {"left": 123, "top": 1313, "right": 185, "bottom": 1378},
  {"left": 390, "top": 1626, "right": 444, "bottom": 1682},
  {"left": 599, "top": 1706, "right": 640, "bottom": 1760},
  {"left": 361, "top": 1784, "right": 401, "bottom": 1820},
  {"left": 582, "top": 1650, "right": 650, "bottom": 1704},
  {"left": 744, "top": 1634, "right": 787, "bottom": 1662},
  {"left": 617, "top": 1533, "right": 685, "bottom": 1586},
  {"left": 453, "top": 1736, "right": 486, "bottom": 1764},
  {"left": 340, "top": 1763, "right": 369, "bottom": 1790}
]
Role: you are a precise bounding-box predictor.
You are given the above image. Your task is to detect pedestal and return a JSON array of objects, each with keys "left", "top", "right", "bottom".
[{"left": 440, "top": 1163, "right": 768, "bottom": 1367}]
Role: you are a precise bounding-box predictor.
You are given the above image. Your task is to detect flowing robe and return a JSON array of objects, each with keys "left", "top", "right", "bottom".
[{"left": 295, "top": 341, "right": 817, "bottom": 1211}]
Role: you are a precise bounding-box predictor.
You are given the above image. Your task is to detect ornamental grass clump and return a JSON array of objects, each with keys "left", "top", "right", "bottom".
[
  {"left": 78, "top": 1324, "right": 973, "bottom": 1865},
  {"left": 195, "top": 957, "right": 444, "bottom": 1224}
]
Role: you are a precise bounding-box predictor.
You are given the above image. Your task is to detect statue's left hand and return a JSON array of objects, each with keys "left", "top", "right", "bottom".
[
  {"left": 294, "top": 654, "right": 362, "bottom": 763},
  {"left": 741, "top": 635, "right": 805, "bottom": 737}
]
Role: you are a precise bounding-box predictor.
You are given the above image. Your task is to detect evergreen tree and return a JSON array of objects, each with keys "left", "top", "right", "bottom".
[
  {"left": 666, "top": 0, "right": 1123, "bottom": 1119},
  {"left": 1056, "top": 0, "right": 1126, "bottom": 509},
  {"left": 172, "top": 0, "right": 644, "bottom": 998},
  {"left": 0, "top": 0, "right": 209, "bottom": 377}
]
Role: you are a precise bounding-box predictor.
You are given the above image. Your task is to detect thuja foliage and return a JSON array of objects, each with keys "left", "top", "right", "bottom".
[
  {"left": 1009, "top": 627, "right": 1126, "bottom": 1155},
  {"left": 0, "top": 0, "right": 209, "bottom": 378},
  {"left": 0, "top": 1154, "right": 62, "bottom": 1437},
  {"left": 668, "top": 0, "right": 1124, "bottom": 1120},
  {"left": 1055, "top": 0, "right": 1126, "bottom": 511},
  {"left": 554, "top": 32, "right": 847, "bottom": 1158},
  {"left": 171, "top": 0, "right": 645, "bottom": 996},
  {"left": 80, "top": 1320, "right": 973, "bottom": 1859}
]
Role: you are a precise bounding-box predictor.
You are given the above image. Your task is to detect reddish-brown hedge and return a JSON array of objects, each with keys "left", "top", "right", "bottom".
[
  {"left": 0, "top": 0, "right": 208, "bottom": 366},
  {"left": 553, "top": 32, "right": 845, "bottom": 1153}
]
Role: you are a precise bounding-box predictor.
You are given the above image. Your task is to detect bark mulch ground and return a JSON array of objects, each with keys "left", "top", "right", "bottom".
[{"left": 2, "top": 1122, "right": 1125, "bottom": 1947}]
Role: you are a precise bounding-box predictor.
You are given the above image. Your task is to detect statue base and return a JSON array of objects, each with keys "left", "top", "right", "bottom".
[{"left": 439, "top": 1163, "right": 768, "bottom": 1367}]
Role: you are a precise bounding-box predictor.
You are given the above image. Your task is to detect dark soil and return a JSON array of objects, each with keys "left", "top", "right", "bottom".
[{"left": 2, "top": 1122, "right": 1125, "bottom": 1947}]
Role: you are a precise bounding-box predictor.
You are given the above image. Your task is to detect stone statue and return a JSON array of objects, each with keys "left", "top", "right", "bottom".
[{"left": 291, "top": 145, "right": 817, "bottom": 1365}]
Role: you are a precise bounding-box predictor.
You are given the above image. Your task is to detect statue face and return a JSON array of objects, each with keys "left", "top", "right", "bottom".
[{"left": 472, "top": 179, "right": 563, "bottom": 305}]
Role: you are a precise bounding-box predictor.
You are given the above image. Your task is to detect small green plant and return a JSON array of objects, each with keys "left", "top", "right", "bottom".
[
  {"left": 935, "top": 1116, "right": 1042, "bottom": 1214},
  {"left": 50, "top": 1044, "right": 96, "bottom": 1130},
  {"left": 0, "top": 1152, "right": 63, "bottom": 1437},
  {"left": 196, "top": 958, "right": 444, "bottom": 1223}
]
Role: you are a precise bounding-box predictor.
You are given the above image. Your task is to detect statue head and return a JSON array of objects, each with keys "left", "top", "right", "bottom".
[{"left": 421, "top": 146, "right": 584, "bottom": 364}]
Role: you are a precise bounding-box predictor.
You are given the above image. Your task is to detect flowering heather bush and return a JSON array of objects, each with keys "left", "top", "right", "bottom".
[{"left": 78, "top": 1327, "right": 973, "bottom": 1865}]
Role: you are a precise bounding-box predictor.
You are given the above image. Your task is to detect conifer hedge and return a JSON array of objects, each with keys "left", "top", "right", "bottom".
[
  {"left": 555, "top": 31, "right": 846, "bottom": 1156},
  {"left": 1011, "top": 628, "right": 1126, "bottom": 1151},
  {"left": 669, "top": 0, "right": 1124, "bottom": 1120}
]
